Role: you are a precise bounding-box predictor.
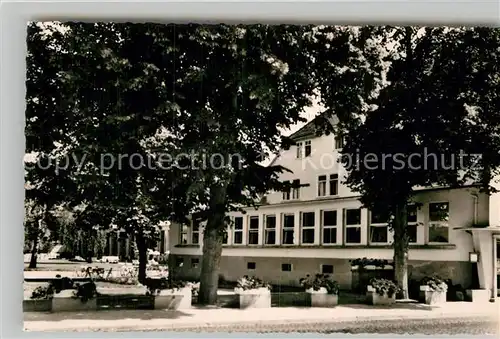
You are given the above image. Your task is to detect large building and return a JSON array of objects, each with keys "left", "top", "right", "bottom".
[{"left": 168, "top": 116, "right": 500, "bottom": 300}]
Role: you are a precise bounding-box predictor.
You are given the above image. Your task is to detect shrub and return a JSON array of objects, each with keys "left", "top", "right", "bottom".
[
  {"left": 369, "top": 278, "right": 400, "bottom": 298},
  {"left": 350, "top": 258, "right": 390, "bottom": 269},
  {"left": 420, "top": 275, "right": 448, "bottom": 292},
  {"left": 30, "top": 285, "right": 54, "bottom": 300},
  {"left": 30, "top": 278, "right": 98, "bottom": 303},
  {"left": 73, "top": 281, "right": 98, "bottom": 302},
  {"left": 236, "top": 276, "right": 271, "bottom": 291},
  {"left": 299, "top": 274, "right": 339, "bottom": 295},
  {"left": 144, "top": 277, "right": 188, "bottom": 295}
]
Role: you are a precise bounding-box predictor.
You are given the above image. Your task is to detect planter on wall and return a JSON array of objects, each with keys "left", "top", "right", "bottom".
[
  {"left": 154, "top": 287, "right": 192, "bottom": 310},
  {"left": 466, "top": 289, "right": 490, "bottom": 303},
  {"left": 235, "top": 287, "right": 271, "bottom": 309},
  {"left": 366, "top": 285, "right": 396, "bottom": 305},
  {"left": 419, "top": 286, "right": 447, "bottom": 305},
  {"left": 23, "top": 299, "right": 52, "bottom": 312},
  {"left": 52, "top": 290, "right": 98, "bottom": 312},
  {"left": 306, "top": 287, "right": 338, "bottom": 307}
]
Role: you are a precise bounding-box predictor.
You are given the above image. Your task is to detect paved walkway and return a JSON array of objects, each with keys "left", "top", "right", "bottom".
[{"left": 24, "top": 302, "right": 500, "bottom": 332}]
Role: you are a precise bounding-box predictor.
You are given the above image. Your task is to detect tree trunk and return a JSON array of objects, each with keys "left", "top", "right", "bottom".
[
  {"left": 198, "top": 227, "right": 224, "bottom": 305},
  {"left": 136, "top": 232, "right": 148, "bottom": 284},
  {"left": 392, "top": 202, "right": 409, "bottom": 299},
  {"left": 198, "top": 184, "right": 227, "bottom": 306},
  {"left": 28, "top": 235, "right": 39, "bottom": 269}
]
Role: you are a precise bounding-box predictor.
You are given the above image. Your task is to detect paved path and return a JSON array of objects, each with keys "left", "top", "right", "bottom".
[{"left": 24, "top": 302, "right": 500, "bottom": 333}]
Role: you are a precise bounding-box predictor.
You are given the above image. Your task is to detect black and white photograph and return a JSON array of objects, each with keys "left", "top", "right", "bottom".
[{"left": 22, "top": 21, "right": 500, "bottom": 334}]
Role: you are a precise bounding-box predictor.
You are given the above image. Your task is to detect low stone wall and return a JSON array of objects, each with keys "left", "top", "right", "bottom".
[{"left": 24, "top": 289, "right": 192, "bottom": 313}]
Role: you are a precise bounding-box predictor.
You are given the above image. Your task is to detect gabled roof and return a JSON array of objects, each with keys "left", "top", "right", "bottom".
[
  {"left": 267, "top": 113, "right": 338, "bottom": 167},
  {"left": 288, "top": 113, "right": 338, "bottom": 141}
]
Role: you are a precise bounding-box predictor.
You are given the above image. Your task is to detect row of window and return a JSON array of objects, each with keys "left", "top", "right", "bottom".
[
  {"left": 296, "top": 136, "right": 345, "bottom": 159},
  {"left": 179, "top": 202, "right": 450, "bottom": 246},
  {"left": 282, "top": 173, "right": 339, "bottom": 201}
]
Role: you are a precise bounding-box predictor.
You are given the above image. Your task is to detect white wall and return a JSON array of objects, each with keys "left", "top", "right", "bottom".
[
  {"left": 170, "top": 186, "right": 487, "bottom": 264},
  {"left": 267, "top": 133, "right": 354, "bottom": 204}
]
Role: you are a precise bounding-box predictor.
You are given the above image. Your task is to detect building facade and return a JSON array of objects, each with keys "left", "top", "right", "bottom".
[{"left": 168, "top": 117, "right": 500, "bottom": 299}]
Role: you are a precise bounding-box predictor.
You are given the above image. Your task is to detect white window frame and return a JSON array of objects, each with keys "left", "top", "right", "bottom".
[
  {"left": 428, "top": 201, "right": 450, "bottom": 244},
  {"left": 300, "top": 211, "right": 315, "bottom": 244},
  {"left": 264, "top": 215, "right": 277, "bottom": 245},
  {"left": 321, "top": 210, "right": 338, "bottom": 245},
  {"left": 334, "top": 134, "right": 345, "bottom": 149},
  {"left": 344, "top": 208, "right": 362, "bottom": 244},
  {"left": 191, "top": 220, "right": 200, "bottom": 245},
  {"left": 317, "top": 175, "right": 327, "bottom": 197},
  {"left": 179, "top": 224, "right": 189, "bottom": 245},
  {"left": 407, "top": 204, "right": 418, "bottom": 243},
  {"left": 304, "top": 140, "right": 312, "bottom": 157},
  {"left": 233, "top": 216, "right": 244, "bottom": 245},
  {"left": 282, "top": 180, "right": 291, "bottom": 201},
  {"left": 281, "top": 213, "right": 295, "bottom": 245},
  {"left": 329, "top": 174, "right": 339, "bottom": 196},
  {"left": 292, "top": 179, "right": 300, "bottom": 200},
  {"left": 248, "top": 216, "right": 260, "bottom": 245},
  {"left": 296, "top": 142, "right": 303, "bottom": 159},
  {"left": 369, "top": 209, "right": 389, "bottom": 245}
]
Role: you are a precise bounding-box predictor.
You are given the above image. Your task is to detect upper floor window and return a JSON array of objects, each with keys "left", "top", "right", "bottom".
[
  {"left": 369, "top": 208, "right": 389, "bottom": 244},
  {"left": 322, "top": 210, "right": 337, "bottom": 244},
  {"left": 265, "top": 215, "right": 276, "bottom": 245},
  {"left": 428, "top": 202, "right": 449, "bottom": 243},
  {"left": 179, "top": 224, "right": 188, "bottom": 244},
  {"left": 329, "top": 174, "right": 339, "bottom": 196},
  {"left": 282, "top": 213, "right": 295, "bottom": 245},
  {"left": 345, "top": 208, "right": 361, "bottom": 244},
  {"left": 296, "top": 142, "right": 303, "bottom": 158},
  {"left": 192, "top": 220, "right": 200, "bottom": 244},
  {"left": 233, "top": 217, "right": 243, "bottom": 244},
  {"left": 407, "top": 204, "right": 418, "bottom": 243},
  {"left": 248, "top": 216, "right": 260, "bottom": 245},
  {"left": 304, "top": 140, "right": 312, "bottom": 157},
  {"left": 283, "top": 180, "right": 300, "bottom": 201},
  {"left": 301, "top": 211, "right": 315, "bottom": 244},
  {"left": 318, "top": 175, "right": 327, "bottom": 197},
  {"left": 292, "top": 179, "right": 300, "bottom": 199},
  {"left": 296, "top": 140, "right": 312, "bottom": 158},
  {"left": 334, "top": 135, "right": 345, "bottom": 149}
]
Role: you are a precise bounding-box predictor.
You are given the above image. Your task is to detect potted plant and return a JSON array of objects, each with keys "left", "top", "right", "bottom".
[
  {"left": 300, "top": 274, "right": 339, "bottom": 307},
  {"left": 419, "top": 276, "right": 448, "bottom": 305},
  {"left": 234, "top": 276, "right": 272, "bottom": 309},
  {"left": 51, "top": 277, "right": 99, "bottom": 312},
  {"left": 146, "top": 278, "right": 192, "bottom": 310},
  {"left": 366, "top": 278, "right": 399, "bottom": 305},
  {"left": 25, "top": 284, "right": 54, "bottom": 312}
]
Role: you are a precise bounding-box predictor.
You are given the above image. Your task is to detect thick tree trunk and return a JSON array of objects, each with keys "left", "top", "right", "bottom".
[
  {"left": 392, "top": 202, "right": 409, "bottom": 299},
  {"left": 136, "top": 232, "right": 148, "bottom": 284},
  {"left": 198, "top": 227, "right": 224, "bottom": 305},
  {"left": 198, "top": 184, "right": 227, "bottom": 306},
  {"left": 28, "top": 235, "right": 39, "bottom": 269}
]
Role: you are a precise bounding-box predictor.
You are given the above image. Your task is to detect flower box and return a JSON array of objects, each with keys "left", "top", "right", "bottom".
[
  {"left": 23, "top": 299, "right": 52, "bottom": 312},
  {"left": 366, "top": 285, "right": 396, "bottom": 305},
  {"left": 466, "top": 289, "right": 490, "bottom": 303},
  {"left": 235, "top": 287, "right": 271, "bottom": 309},
  {"left": 419, "top": 285, "right": 447, "bottom": 305},
  {"left": 306, "top": 287, "right": 338, "bottom": 307},
  {"left": 154, "top": 287, "right": 192, "bottom": 310},
  {"left": 52, "top": 289, "right": 97, "bottom": 312}
]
